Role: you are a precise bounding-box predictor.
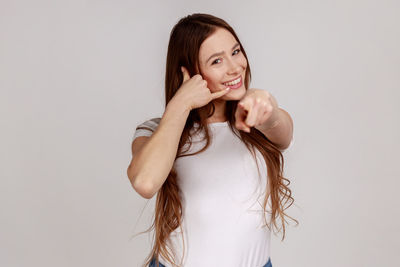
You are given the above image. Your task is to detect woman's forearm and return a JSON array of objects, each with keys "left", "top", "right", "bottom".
[
  {"left": 129, "top": 99, "right": 190, "bottom": 198},
  {"left": 255, "top": 108, "right": 293, "bottom": 150}
]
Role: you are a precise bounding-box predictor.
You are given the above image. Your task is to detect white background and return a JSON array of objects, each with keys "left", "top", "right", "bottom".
[{"left": 1, "top": 0, "right": 399, "bottom": 266}]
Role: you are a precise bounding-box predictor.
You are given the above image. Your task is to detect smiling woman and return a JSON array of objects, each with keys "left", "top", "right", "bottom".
[
  {"left": 196, "top": 27, "right": 249, "bottom": 123},
  {"left": 127, "top": 13, "right": 297, "bottom": 267},
  {"left": 199, "top": 28, "right": 247, "bottom": 99}
]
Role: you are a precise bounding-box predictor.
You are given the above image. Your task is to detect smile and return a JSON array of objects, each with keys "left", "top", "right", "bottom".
[
  {"left": 223, "top": 76, "right": 243, "bottom": 90},
  {"left": 223, "top": 76, "right": 242, "bottom": 86}
]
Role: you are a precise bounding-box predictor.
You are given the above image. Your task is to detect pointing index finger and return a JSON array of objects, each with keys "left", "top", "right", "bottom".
[{"left": 238, "top": 101, "right": 250, "bottom": 113}]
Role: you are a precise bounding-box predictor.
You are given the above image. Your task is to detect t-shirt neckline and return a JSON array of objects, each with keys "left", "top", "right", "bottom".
[
  {"left": 208, "top": 121, "right": 228, "bottom": 126},
  {"left": 193, "top": 121, "right": 228, "bottom": 127}
]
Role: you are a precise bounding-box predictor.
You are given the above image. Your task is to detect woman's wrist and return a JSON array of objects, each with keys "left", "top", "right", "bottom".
[{"left": 166, "top": 98, "right": 191, "bottom": 119}]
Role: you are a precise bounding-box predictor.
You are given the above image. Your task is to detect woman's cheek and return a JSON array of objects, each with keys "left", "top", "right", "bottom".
[
  {"left": 238, "top": 55, "right": 247, "bottom": 67},
  {"left": 205, "top": 74, "right": 221, "bottom": 92}
]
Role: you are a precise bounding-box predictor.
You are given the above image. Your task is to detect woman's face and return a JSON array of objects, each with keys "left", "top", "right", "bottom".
[{"left": 198, "top": 27, "right": 248, "bottom": 101}]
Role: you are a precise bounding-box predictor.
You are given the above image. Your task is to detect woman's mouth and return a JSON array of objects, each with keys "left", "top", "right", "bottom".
[{"left": 223, "top": 76, "right": 242, "bottom": 90}]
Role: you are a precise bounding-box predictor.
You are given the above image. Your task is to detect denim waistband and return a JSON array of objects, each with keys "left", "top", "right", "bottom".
[
  {"left": 149, "top": 258, "right": 165, "bottom": 267},
  {"left": 263, "top": 257, "right": 272, "bottom": 267}
]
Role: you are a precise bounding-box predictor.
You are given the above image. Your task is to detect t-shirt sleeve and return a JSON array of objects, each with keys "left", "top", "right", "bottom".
[{"left": 132, "top": 117, "right": 161, "bottom": 140}]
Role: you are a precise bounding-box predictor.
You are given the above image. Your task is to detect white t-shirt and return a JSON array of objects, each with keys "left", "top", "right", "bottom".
[{"left": 133, "top": 118, "right": 293, "bottom": 267}]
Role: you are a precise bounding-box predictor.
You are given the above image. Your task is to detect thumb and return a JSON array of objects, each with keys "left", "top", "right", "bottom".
[
  {"left": 181, "top": 66, "right": 191, "bottom": 83},
  {"left": 210, "top": 87, "right": 231, "bottom": 100}
]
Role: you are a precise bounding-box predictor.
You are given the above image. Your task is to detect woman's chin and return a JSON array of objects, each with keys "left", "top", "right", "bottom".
[{"left": 223, "top": 86, "right": 246, "bottom": 100}]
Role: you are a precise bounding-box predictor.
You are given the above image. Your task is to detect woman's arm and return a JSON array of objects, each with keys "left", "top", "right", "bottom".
[
  {"left": 255, "top": 107, "right": 293, "bottom": 150},
  {"left": 127, "top": 99, "right": 190, "bottom": 199}
]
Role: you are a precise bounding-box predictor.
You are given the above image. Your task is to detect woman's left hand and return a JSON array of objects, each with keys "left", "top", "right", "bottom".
[{"left": 235, "top": 88, "right": 280, "bottom": 133}]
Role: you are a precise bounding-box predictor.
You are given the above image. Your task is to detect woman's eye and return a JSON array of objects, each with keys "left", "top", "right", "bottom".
[
  {"left": 212, "top": 58, "right": 221, "bottom": 65},
  {"left": 211, "top": 49, "right": 241, "bottom": 65},
  {"left": 233, "top": 49, "right": 241, "bottom": 55}
]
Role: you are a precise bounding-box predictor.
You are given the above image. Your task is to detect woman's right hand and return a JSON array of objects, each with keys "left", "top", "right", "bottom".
[{"left": 173, "top": 66, "right": 231, "bottom": 111}]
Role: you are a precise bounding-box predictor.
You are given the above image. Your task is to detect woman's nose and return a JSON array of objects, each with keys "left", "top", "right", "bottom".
[{"left": 226, "top": 59, "right": 242, "bottom": 75}]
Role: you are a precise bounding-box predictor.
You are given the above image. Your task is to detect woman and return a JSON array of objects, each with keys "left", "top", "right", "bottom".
[{"left": 127, "top": 13, "right": 297, "bottom": 267}]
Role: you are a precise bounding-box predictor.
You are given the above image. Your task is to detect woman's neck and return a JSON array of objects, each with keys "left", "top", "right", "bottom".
[{"left": 206, "top": 99, "right": 227, "bottom": 123}]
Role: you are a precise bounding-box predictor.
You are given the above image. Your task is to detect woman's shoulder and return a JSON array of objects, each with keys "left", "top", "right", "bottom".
[
  {"left": 133, "top": 117, "right": 161, "bottom": 140},
  {"left": 137, "top": 117, "right": 161, "bottom": 128}
]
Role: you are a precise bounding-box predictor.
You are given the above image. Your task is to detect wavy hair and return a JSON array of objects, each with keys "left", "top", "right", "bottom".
[{"left": 134, "top": 13, "right": 298, "bottom": 267}]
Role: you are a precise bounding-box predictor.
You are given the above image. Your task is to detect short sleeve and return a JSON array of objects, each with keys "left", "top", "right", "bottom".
[{"left": 133, "top": 117, "right": 161, "bottom": 140}]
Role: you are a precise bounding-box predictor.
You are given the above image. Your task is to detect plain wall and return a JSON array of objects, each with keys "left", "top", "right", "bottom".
[{"left": 1, "top": 0, "right": 399, "bottom": 266}]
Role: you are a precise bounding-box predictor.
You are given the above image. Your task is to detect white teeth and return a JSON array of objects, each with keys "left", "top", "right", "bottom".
[{"left": 224, "top": 77, "right": 241, "bottom": 86}]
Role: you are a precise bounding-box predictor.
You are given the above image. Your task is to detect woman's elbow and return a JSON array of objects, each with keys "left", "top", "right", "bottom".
[{"left": 127, "top": 168, "right": 156, "bottom": 199}]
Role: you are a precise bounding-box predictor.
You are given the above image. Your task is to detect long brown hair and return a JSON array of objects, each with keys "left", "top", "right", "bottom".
[{"left": 135, "top": 13, "right": 298, "bottom": 267}]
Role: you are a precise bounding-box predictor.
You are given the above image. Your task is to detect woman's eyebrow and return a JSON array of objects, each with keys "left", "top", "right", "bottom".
[{"left": 206, "top": 42, "right": 240, "bottom": 63}]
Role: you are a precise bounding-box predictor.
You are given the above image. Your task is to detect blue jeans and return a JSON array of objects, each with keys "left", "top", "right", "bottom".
[
  {"left": 264, "top": 257, "right": 272, "bottom": 267},
  {"left": 149, "top": 257, "right": 272, "bottom": 267}
]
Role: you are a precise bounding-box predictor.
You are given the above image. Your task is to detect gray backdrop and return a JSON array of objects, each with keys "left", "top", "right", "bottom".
[{"left": 1, "top": 0, "right": 399, "bottom": 266}]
